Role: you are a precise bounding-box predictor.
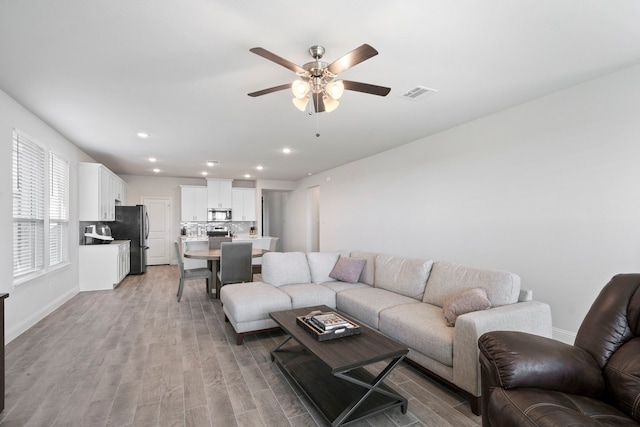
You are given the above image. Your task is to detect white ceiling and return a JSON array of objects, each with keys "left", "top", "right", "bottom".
[{"left": 1, "top": 1, "right": 639, "bottom": 181}]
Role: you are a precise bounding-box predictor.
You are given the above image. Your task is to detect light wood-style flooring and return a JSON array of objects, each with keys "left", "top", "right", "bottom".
[{"left": 0, "top": 265, "right": 481, "bottom": 426}]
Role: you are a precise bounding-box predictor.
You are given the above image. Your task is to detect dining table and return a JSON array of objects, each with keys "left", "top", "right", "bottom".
[{"left": 183, "top": 248, "right": 268, "bottom": 299}]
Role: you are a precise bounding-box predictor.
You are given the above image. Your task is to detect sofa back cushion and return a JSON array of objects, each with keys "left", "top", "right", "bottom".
[
  {"left": 261, "top": 252, "right": 311, "bottom": 287},
  {"left": 350, "top": 251, "right": 377, "bottom": 285},
  {"left": 424, "top": 261, "right": 520, "bottom": 307},
  {"left": 374, "top": 255, "right": 433, "bottom": 300},
  {"left": 306, "top": 252, "right": 340, "bottom": 284}
]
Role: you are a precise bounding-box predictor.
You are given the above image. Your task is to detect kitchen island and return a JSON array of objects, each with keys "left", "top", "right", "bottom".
[{"left": 177, "top": 235, "right": 275, "bottom": 269}]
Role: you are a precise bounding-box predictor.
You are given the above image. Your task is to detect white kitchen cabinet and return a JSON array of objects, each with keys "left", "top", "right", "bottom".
[
  {"left": 181, "top": 185, "right": 208, "bottom": 221},
  {"left": 232, "top": 188, "right": 256, "bottom": 221},
  {"left": 79, "top": 240, "right": 131, "bottom": 291},
  {"left": 112, "top": 173, "right": 126, "bottom": 204},
  {"left": 79, "top": 162, "right": 127, "bottom": 221},
  {"left": 118, "top": 241, "right": 130, "bottom": 282},
  {"left": 207, "top": 178, "right": 233, "bottom": 209}
]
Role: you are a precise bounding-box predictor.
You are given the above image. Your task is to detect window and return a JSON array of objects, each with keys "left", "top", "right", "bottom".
[
  {"left": 49, "top": 153, "right": 69, "bottom": 267},
  {"left": 12, "top": 129, "right": 70, "bottom": 282}
]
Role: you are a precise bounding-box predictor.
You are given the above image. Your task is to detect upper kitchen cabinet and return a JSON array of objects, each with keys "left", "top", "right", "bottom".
[
  {"left": 232, "top": 188, "right": 256, "bottom": 221},
  {"left": 181, "top": 185, "right": 208, "bottom": 221},
  {"left": 79, "top": 162, "right": 127, "bottom": 221},
  {"left": 207, "top": 178, "right": 233, "bottom": 209}
]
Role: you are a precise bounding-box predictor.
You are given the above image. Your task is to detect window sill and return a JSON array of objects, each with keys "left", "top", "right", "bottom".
[{"left": 13, "top": 261, "right": 71, "bottom": 288}]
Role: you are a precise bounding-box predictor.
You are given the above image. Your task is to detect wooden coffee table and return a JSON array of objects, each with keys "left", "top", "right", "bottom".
[{"left": 270, "top": 305, "right": 408, "bottom": 426}]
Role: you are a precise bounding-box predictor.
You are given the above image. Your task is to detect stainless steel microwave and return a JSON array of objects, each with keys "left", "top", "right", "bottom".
[{"left": 208, "top": 208, "right": 232, "bottom": 221}]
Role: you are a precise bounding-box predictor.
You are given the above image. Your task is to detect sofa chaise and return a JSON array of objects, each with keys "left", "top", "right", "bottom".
[{"left": 220, "top": 251, "right": 552, "bottom": 414}]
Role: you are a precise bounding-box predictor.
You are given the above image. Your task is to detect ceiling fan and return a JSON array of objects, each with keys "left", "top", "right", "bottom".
[{"left": 248, "top": 44, "right": 391, "bottom": 113}]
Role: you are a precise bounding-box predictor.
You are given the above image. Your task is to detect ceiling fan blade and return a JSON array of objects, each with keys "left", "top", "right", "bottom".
[
  {"left": 248, "top": 83, "right": 292, "bottom": 97},
  {"left": 250, "top": 47, "right": 306, "bottom": 74},
  {"left": 342, "top": 80, "right": 391, "bottom": 96},
  {"left": 313, "top": 93, "right": 325, "bottom": 113},
  {"left": 327, "top": 44, "right": 378, "bottom": 76}
]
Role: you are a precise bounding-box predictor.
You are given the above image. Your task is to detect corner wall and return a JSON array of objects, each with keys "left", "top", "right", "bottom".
[
  {"left": 283, "top": 64, "right": 640, "bottom": 337},
  {"left": 0, "top": 89, "right": 94, "bottom": 342}
]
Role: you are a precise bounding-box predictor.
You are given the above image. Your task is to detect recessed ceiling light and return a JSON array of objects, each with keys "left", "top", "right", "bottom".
[
  {"left": 282, "top": 148, "right": 291, "bottom": 154},
  {"left": 256, "top": 165, "right": 263, "bottom": 171},
  {"left": 244, "top": 174, "right": 251, "bottom": 178},
  {"left": 201, "top": 171, "right": 208, "bottom": 176},
  {"left": 153, "top": 168, "right": 160, "bottom": 173},
  {"left": 137, "top": 132, "right": 149, "bottom": 138},
  {"left": 308, "top": 172, "right": 313, "bottom": 176},
  {"left": 206, "top": 160, "right": 219, "bottom": 167},
  {"left": 148, "top": 157, "right": 157, "bottom": 162}
]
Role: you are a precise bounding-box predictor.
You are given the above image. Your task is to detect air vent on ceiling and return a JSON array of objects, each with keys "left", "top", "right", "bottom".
[{"left": 400, "top": 86, "right": 438, "bottom": 101}]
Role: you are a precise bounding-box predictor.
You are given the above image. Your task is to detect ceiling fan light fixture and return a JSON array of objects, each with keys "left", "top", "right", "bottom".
[
  {"left": 292, "top": 79, "right": 310, "bottom": 98},
  {"left": 325, "top": 80, "right": 344, "bottom": 100},
  {"left": 292, "top": 96, "right": 309, "bottom": 111},
  {"left": 323, "top": 96, "right": 339, "bottom": 112}
]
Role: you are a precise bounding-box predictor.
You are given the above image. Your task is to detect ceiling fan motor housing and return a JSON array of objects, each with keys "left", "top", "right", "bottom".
[{"left": 302, "top": 45, "right": 335, "bottom": 93}]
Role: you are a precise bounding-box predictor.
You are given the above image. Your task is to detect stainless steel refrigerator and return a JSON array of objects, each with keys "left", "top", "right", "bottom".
[{"left": 110, "top": 205, "right": 149, "bottom": 274}]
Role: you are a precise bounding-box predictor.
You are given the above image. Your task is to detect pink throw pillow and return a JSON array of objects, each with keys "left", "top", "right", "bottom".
[
  {"left": 443, "top": 287, "right": 492, "bottom": 326},
  {"left": 329, "top": 257, "right": 366, "bottom": 283}
]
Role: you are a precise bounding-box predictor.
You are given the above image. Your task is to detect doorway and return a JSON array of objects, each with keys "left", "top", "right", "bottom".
[
  {"left": 142, "top": 197, "right": 172, "bottom": 265},
  {"left": 306, "top": 186, "right": 320, "bottom": 252},
  {"left": 262, "top": 190, "right": 288, "bottom": 251}
]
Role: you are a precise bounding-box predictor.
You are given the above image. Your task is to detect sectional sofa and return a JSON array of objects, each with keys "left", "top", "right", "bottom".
[{"left": 220, "top": 251, "right": 552, "bottom": 414}]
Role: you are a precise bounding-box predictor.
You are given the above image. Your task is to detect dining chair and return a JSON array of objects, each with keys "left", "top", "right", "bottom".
[
  {"left": 217, "top": 241, "right": 253, "bottom": 288},
  {"left": 209, "top": 236, "right": 232, "bottom": 249},
  {"left": 174, "top": 241, "right": 212, "bottom": 302},
  {"left": 252, "top": 237, "right": 279, "bottom": 276}
]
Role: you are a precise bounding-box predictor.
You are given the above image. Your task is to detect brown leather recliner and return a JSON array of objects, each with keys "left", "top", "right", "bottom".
[{"left": 478, "top": 273, "right": 640, "bottom": 426}]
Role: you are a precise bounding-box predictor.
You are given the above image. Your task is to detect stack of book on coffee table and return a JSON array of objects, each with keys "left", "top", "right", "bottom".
[{"left": 297, "top": 310, "right": 361, "bottom": 341}]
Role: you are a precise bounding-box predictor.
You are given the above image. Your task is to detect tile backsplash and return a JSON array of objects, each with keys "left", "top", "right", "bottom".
[{"left": 180, "top": 221, "right": 255, "bottom": 237}]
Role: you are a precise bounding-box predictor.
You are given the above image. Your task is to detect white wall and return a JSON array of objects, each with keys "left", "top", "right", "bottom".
[
  {"left": 0, "top": 89, "right": 94, "bottom": 342},
  {"left": 283, "top": 65, "right": 640, "bottom": 338}
]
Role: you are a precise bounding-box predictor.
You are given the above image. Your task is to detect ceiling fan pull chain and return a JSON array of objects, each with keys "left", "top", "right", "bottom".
[{"left": 315, "top": 94, "right": 320, "bottom": 137}]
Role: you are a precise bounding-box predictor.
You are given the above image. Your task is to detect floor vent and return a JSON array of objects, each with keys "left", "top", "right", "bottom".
[{"left": 400, "top": 86, "right": 438, "bottom": 100}]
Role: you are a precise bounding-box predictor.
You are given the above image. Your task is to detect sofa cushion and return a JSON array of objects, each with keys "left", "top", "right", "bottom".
[
  {"left": 220, "top": 282, "right": 291, "bottom": 323},
  {"left": 374, "top": 255, "right": 433, "bottom": 300},
  {"left": 306, "top": 252, "right": 340, "bottom": 284},
  {"left": 261, "top": 252, "right": 311, "bottom": 287},
  {"left": 329, "top": 256, "right": 367, "bottom": 283},
  {"left": 442, "top": 287, "right": 492, "bottom": 326},
  {"left": 321, "top": 281, "right": 370, "bottom": 294},
  {"left": 486, "top": 388, "right": 636, "bottom": 426},
  {"left": 424, "top": 261, "right": 521, "bottom": 307},
  {"left": 604, "top": 337, "right": 640, "bottom": 422},
  {"left": 379, "top": 303, "right": 454, "bottom": 367},
  {"left": 278, "top": 283, "right": 337, "bottom": 309},
  {"left": 349, "top": 251, "right": 377, "bottom": 285},
  {"left": 337, "top": 287, "right": 417, "bottom": 329}
]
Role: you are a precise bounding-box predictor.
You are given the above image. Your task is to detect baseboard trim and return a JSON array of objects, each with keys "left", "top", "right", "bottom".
[
  {"left": 552, "top": 327, "right": 576, "bottom": 345},
  {"left": 5, "top": 287, "right": 79, "bottom": 343}
]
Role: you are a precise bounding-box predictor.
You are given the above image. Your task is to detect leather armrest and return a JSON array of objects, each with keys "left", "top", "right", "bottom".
[{"left": 478, "top": 331, "right": 604, "bottom": 397}]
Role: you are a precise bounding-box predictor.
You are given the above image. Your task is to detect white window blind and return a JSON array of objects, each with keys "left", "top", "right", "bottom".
[
  {"left": 49, "top": 152, "right": 69, "bottom": 267},
  {"left": 12, "top": 129, "right": 45, "bottom": 277}
]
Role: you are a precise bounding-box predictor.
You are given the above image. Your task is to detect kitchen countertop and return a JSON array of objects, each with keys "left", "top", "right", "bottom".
[
  {"left": 81, "top": 240, "right": 130, "bottom": 246},
  {"left": 178, "top": 235, "right": 273, "bottom": 242}
]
